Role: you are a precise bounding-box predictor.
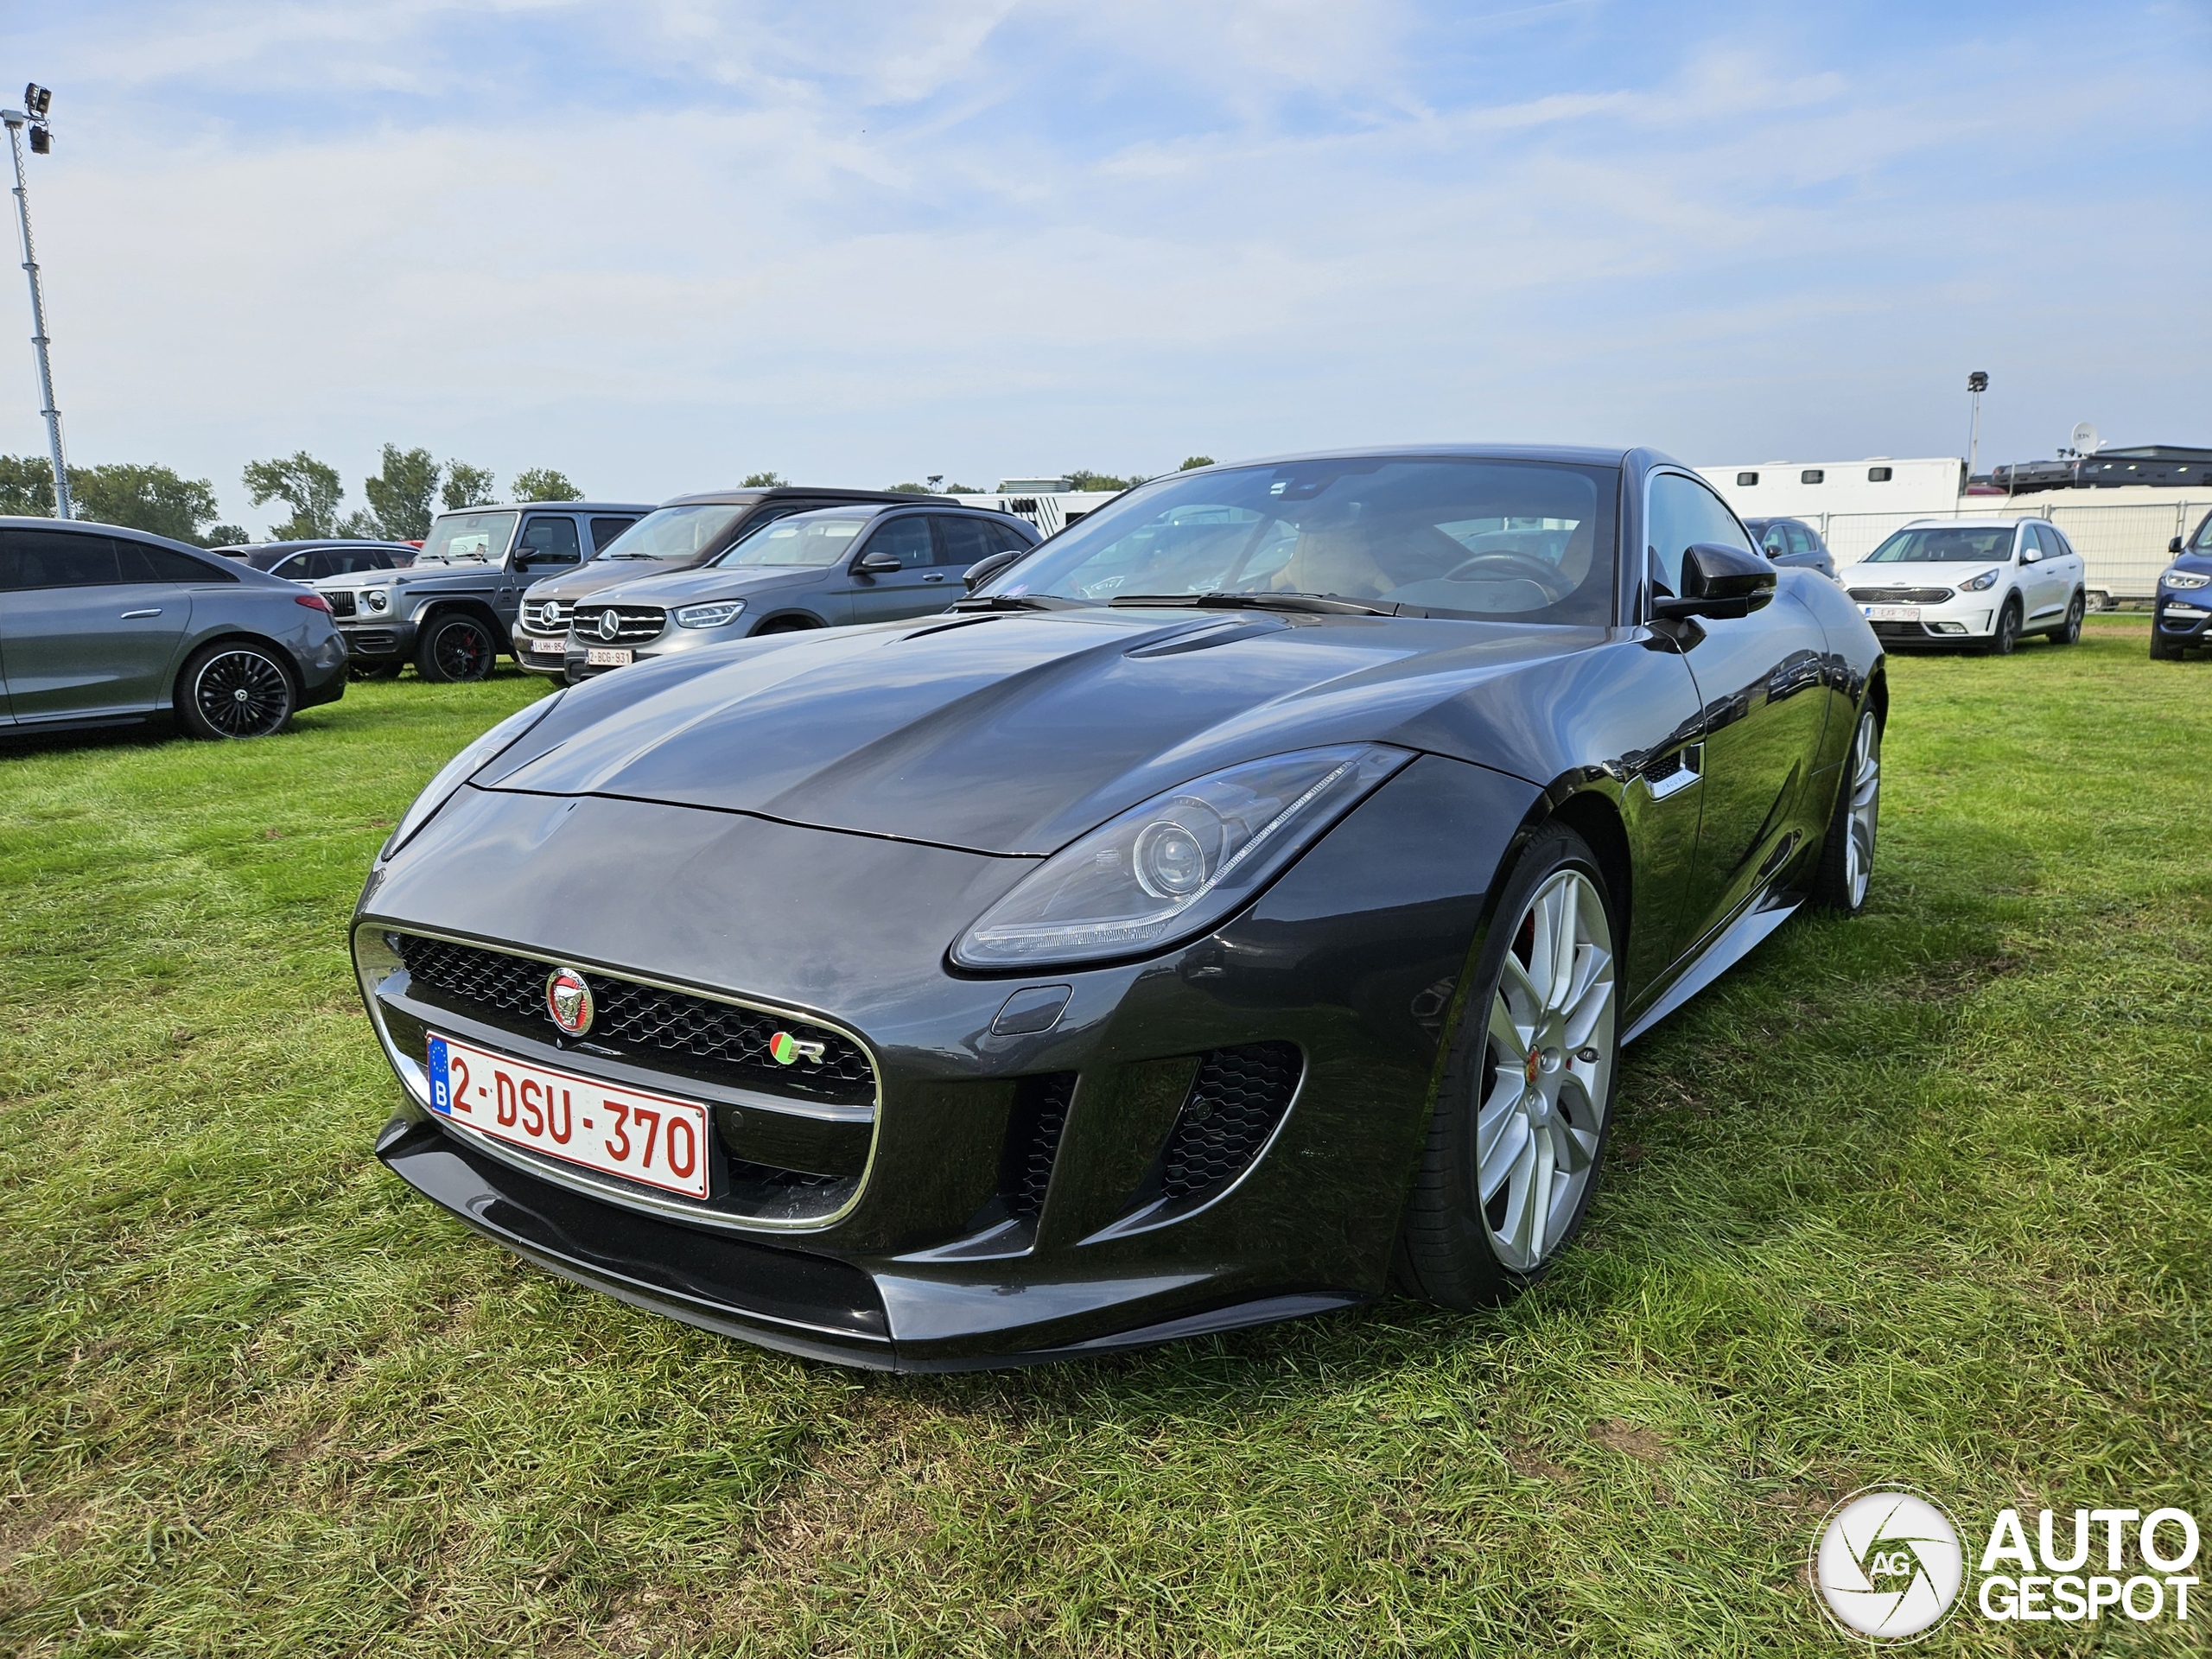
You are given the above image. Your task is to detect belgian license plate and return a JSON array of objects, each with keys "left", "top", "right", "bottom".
[
  {"left": 585, "top": 647, "right": 632, "bottom": 666},
  {"left": 1865, "top": 605, "right": 1919, "bottom": 621},
  {"left": 426, "top": 1033, "right": 711, "bottom": 1198}
]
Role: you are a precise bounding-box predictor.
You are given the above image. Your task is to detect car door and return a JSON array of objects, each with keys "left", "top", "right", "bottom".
[
  {"left": 2022, "top": 523, "right": 2069, "bottom": 622},
  {"left": 1645, "top": 472, "right": 1833, "bottom": 949},
  {"left": 842, "top": 514, "right": 941, "bottom": 623},
  {"left": 0, "top": 529, "right": 199, "bottom": 723},
  {"left": 509, "top": 513, "right": 583, "bottom": 615},
  {"left": 928, "top": 514, "right": 1001, "bottom": 597}
]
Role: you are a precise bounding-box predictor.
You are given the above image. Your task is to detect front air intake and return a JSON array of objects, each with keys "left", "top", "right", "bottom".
[
  {"left": 1001, "top": 1073, "right": 1076, "bottom": 1219},
  {"left": 1158, "top": 1043, "right": 1303, "bottom": 1203}
]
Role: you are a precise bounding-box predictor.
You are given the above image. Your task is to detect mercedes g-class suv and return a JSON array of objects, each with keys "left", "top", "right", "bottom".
[{"left": 313, "top": 500, "right": 651, "bottom": 681}]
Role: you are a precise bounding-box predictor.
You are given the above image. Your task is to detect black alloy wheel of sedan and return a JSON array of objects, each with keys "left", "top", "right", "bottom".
[
  {"left": 417, "top": 614, "right": 496, "bottom": 683},
  {"left": 180, "top": 642, "right": 296, "bottom": 739}
]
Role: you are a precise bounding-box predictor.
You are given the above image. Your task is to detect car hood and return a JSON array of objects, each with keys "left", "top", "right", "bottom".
[
  {"left": 321, "top": 562, "right": 499, "bottom": 592},
  {"left": 588, "top": 565, "right": 825, "bottom": 605},
  {"left": 525, "top": 558, "right": 703, "bottom": 603},
  {"left": 1837, "top": 564, "right": 1984, "bottom": 586},
  {"left": 476, "top": 607, "right": 1601, "bottom": 856}
]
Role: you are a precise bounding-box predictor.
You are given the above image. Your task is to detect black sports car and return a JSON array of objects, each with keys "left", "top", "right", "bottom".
[{"left": 353, "top": 447, "right": 1885, "bottom": 1370}]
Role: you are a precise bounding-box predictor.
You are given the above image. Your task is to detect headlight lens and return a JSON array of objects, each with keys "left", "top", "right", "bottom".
[
  {"left": 675, "top": 600, "right": 747, "bottom": 628},
  {"left": 381, "top": 692, "right": 564, "bottom": 860},
  {"left": 1958, "top": 568, "right": 2002, "bottom": 592},
  {"left": 2164, "top": 569, "right": 2209, "bottom": 590},
  {"left": 951, "top": 744, "right": 1412, "bottom": 969},
  {"left": 366, "top": 589, "right": 389, "bottom": 611}
]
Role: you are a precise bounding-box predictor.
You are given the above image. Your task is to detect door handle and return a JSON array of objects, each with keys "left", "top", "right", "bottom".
[
  {"left": 119, "top": 607, "right": 163, "bottom": 620},
  {"left": 921, "top": 573, "right": 946, "bottom": 583}
]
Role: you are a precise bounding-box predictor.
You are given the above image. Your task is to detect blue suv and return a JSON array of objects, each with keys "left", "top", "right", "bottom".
[{"left": 2152, "top": 510, "right": 2212, "bottom": 660}]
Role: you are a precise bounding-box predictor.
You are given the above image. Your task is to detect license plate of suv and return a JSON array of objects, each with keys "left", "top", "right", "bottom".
[
  {"left": 585, "top": 647, "right": 632, "bottom": 666},
  {"left": 426, "top": 1032, "right": 711, "bottom": 1198},
  {"left": 1864, "top": 605, "right": 1920, "bottom": 621}
]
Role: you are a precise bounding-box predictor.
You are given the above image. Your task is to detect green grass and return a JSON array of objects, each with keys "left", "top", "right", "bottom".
[{"left": 3, "top": 620, "right": 2207, "bottom": 1656}]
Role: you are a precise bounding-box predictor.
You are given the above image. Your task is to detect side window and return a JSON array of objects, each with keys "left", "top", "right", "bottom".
[
  {"left": 988, "top": 520, "right": 1034, "bottom": 555},
  {"left": 589, "top": 517, "right": 636, "bottom": 552},
  {"left": 1784, "top": 524, "right": 1815, "bottom": 556},
  {"left": 270, "top": 553, "right": 310, "bottom": 579},
  {"left": 861, "top": 516, "right": 934, "bottom": 569},
  {"left": 1646, "top": 473, "right": 1751, "bottom": 596},
  {"left": 322, "top": 550, "right": 383, "bottom": 575},
  {"left": 518, "top": 515, "right": 582, "bottom": 565},
  {"left": 932, "top": 515, "right": 995, "bottom": 569},
  {"left": 1758, "top": 524, "right": 1789, "bottom": 557},
  {"left": 122, "top": 543, "right": 235, "bottom": 582},
  {"left": 0, "top": 530, "right": 122, "bottom": 589},
  {"left": 2037, "top": 524, "right": 2069, "bottom": 559}
]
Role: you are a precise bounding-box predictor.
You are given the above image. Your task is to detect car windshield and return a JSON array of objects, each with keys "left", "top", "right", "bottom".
[
  {"left": 714, "top": 512, "right": 868, "bottom": 568},
  {"left": 985, "top": 457, "right": 1617, "bottom": 622},
  {"left": 594, "top": 504, "right": 748, "bottom": 561},
  {"left": 417, "top": 511, "right": 518, "bottom": 564},
  {"left": 1866, "top": 526, "right": 2016, "bottom": 563},
  {"left": 2192, "top": 512, "right": 2212, "bottom": 551}
]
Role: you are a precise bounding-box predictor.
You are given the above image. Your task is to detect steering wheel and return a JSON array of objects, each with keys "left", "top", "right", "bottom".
[{"left": 1441, "top": 550, "right": 1571, "bottom": 604}]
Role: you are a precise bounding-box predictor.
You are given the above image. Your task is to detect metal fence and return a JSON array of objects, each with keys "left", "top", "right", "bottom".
[{"left": 1815, "top": 500, "right": 2207, "bottom": 607}]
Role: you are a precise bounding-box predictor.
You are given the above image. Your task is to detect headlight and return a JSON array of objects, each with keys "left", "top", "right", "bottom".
[
  {"left": 1958, "top": 568, "right": 2002, "bottom": 593},
  {"left": 381, "top": 692, "right": 564, "bottom": 860},
  {"left": 951, "top": 745, "right": 1412, "bottom": 969},
  {"left": 2164, "top": 569, "right": 2209, "bottom": 590},
  {"left": 365, "top": 589, "right": 389, "bottom": 611},
  {"left": 675, "top": 600, "right": 747, "bottom": 628}
]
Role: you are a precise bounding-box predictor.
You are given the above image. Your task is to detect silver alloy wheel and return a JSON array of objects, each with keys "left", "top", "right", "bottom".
[
  {"left": 193, "top": 648, "right": 291, "bottom": 737},
  {"left": 1843, "top": 709, "right": 1881, "bottom": 909},
  {"left": 1478, "top": 868, "right": 1616, "bottom": 1272}
]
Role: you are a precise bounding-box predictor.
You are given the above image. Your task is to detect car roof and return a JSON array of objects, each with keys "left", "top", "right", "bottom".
[
  {"left": 656, "top": 486, "right": 954, "bottom": 508},
  {"left": 427, "top": 500, "right": 655, "bottom": 517},
  {"left": 1175, "top": 443, "right": 1637, "bottom": 474},
  {"left": 1893, "top": 518, "right": 2030, "bottom": 531},
  {"left": 761, "top": 502, "right": 1030, "bottom": 524},
  {"left": 0, "top": 515, "right": 238, "bottom": 555}
]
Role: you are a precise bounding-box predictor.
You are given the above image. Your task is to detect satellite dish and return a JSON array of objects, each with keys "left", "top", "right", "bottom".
[{"left": 2070, "top": 421, "right": 2102, "bottom": 455}]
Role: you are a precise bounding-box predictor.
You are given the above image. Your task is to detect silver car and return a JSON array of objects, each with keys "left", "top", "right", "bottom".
[
  {"left": 563, "top": 503, "right": 1039, "bottom": 679},
  {"left": 1, "top": 518, "right": 346, "bottom": 739}
]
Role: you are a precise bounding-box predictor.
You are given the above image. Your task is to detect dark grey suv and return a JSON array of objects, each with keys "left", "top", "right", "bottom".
[
  {"left": 0, "top": 518, "right": 347, "bottom": 739},
  {"left": 564, "top": 503, "right": 1040, "bottom": 679},
  {"left": 314, "top": 501, "right": 651, "bottom": 681},
  {"left": 512, "top": 486, "right": 943, "bottom": 681}
]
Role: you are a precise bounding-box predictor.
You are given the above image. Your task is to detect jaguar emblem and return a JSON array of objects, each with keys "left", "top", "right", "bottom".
[{"left": 545, "top": 967, "right": 594, "bottom": 1036}]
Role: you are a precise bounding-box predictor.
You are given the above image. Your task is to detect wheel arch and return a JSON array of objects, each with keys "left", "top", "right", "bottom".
[
  {"left": 416, "top": 597, "right": 508, "bottom": 644},
  {"left": 749, "top": 609, "right": 825, "bottom": 634},
  {"left": 167, "top": 628, "right": 302, "bottom": 714}
]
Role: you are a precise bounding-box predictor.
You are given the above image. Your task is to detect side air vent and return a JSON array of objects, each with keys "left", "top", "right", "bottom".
[
  {"left": 1158, "top": 1043, "right": 1302, "bottom": 1203},
  {"left": 1001, "top": 1072, "right": 1076, "bottom": 1219}
]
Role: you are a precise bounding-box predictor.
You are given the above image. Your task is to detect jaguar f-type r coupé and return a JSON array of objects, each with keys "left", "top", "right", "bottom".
[{"left": 353, "top": 447, "right": 1886, "bottom": 1370}]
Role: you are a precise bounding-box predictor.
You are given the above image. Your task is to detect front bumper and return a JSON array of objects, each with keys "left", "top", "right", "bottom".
[
  {"left": 511, "top": 627, "right": 573, "bottom": 679},
  {"left": 2154, "top": 594, "right": 2210, "bottom": 646},
  {"left": 335, "top": 615, "right": 418, "bottom": 664},
  {"left": 563, "top": 622, "right": 741, "bottom": 680},
  {"left": 1853, "top": 590, "right": 1995, "bottom": 646},
  {"left": 354, "top": 755, "right": 1535, "bottom": 1368}
]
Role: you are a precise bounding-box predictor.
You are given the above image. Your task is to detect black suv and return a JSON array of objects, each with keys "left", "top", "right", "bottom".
[{"left": 512, "top": 486, "right": 946, "bottom": 680}]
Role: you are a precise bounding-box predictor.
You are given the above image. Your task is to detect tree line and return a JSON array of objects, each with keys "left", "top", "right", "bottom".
[{"left": 0, "top": 447, "right": 586, "bottom": 546}]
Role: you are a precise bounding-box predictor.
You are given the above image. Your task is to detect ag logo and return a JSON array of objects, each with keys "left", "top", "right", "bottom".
[
  {"left": 1814, "top": 1488, "right": 1965, "bottom": 1643},
  {"left": 544, "top": 967, "right": 594, "bottom": 1037}
]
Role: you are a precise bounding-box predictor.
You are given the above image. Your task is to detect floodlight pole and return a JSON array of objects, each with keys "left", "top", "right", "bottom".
[
  {"left": 1965, "top": 370, "right": 1988, "bottom": 487},
  {"left": 3, "top": 105, "right": 69, "bottom": 518}
]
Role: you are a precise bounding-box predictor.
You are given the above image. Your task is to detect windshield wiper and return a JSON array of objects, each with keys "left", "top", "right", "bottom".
[
  {"left": 949, "top": 593, "right": 1090, "bottom": 612},
  {"left": 1109, "top": 590, "right": 1397, "bottom": 616}
]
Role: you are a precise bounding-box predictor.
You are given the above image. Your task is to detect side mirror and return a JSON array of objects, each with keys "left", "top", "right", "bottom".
[
  {"left": 2018, "top": 544, "right": 2042, "bottom": 564},
  {"left": 2171, "top": 537, "right": 2184, "bottom": 555},
  {"left": 1653, "top": 543, "right": 1777, "bottom": 621},
  {"left": 855, "top": 550, "right": 904, "bottom": 575},
  {"left": 963, "top": 546, "right": 1025, "bottom": 592}
]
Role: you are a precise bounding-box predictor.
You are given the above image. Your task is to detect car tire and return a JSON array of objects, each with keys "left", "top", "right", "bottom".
[
  {"left": 416, "top": 613, "right": 496, "bottom": 683},
  {"left": 1396, "top": 823, "right": 1620, "bottom": 1309},
  {"left": 1811, "top": 706, "right": 1881, "bottom": 914},
  {"left": 2149, "top": 628, "right": 2182, "bottom": 662},
  {"left": 176, "top": 640, "right": 296, "bottom": 740},
  {"left": 2049, "top": 591, "right": 2084, "bottom": 645},
  {"left": 351, "top": 662, "right": 403, "bottom": 680},
  {"left": 1981, "top": 598, "right": 2021, "bottom": 656}
]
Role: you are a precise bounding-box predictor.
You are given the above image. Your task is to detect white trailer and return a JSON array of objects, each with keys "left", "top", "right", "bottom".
[{"left": 953, "top": 490, "right": 1122, "bottom": 538}]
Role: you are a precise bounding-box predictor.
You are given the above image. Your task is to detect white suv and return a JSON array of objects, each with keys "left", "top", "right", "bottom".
[{"left": 1840, "top": 518, "right": 2086, "bottom": 654}]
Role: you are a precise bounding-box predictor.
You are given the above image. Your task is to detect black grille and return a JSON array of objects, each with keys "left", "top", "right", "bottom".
[
  {"left": 1871, "top": 620, "right": 1930, "bottom": 639},
  {"left": 1848, "top": 587, "right": 1955, "bottom": 605},
  {"left": 1159, "top": 1044, "right": 1301, "bottom": 1201},
  {"left": 389, "top": 933, "right": 874, "bottom": 1106},
  {"left": 569, "top": 604, "right": 666, "bottom": 645},
  {"left": 346, "top": 628, "right": 398, "bottom": 654},
  {"left": 1002, "top": 1073, "right": 1075, "bottom": 1219},
  {"left": 325, "top": 589, "right": 357, "bottom": 618}
]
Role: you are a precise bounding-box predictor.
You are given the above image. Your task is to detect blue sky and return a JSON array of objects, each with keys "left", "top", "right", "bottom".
[{"left": 4, "top": 1, "right": 2207, "bottom": 529}]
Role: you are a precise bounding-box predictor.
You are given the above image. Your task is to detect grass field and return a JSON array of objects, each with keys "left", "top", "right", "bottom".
[{"left": 2, "top": 617, "right": 2207, "bottom": 1656}]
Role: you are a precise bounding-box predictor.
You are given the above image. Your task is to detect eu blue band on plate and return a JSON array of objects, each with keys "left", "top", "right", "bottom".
[{"left": 427, "top": 1034, "right": 452, "bottom": 1114}]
